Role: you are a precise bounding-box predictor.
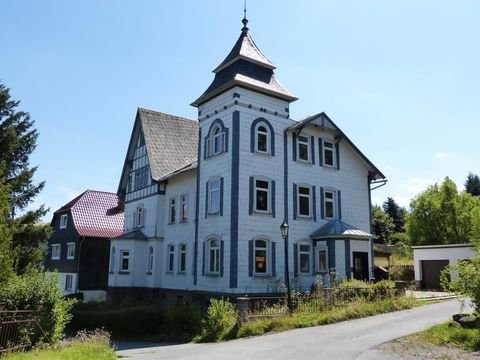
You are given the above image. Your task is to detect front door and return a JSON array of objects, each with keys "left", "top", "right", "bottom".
[{"left": 353, "top": 252, "right": 369, "bottom": 281}]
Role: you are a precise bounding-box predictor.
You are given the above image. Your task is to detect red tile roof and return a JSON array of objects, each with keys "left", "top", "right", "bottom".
[{"left": 54, "top": 190, "right": 124, "bottom": 238}]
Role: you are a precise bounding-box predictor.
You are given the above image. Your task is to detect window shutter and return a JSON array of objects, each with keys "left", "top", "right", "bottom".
[
  {"left": 328, "top": 239, "right": 336, "bottom": 268},
  {"left": 271, "top": 180, "right": 276, "bottom": 218},
  {"left": 320, "top": 187, "right": 325, "bottom": 219},
  {"left": 249, "top": 177, "right": 254, "bottom": 215},
  {"left": 222, "top": 131, "right": 227, "bottom": 153},
  {"left": 292, "top": 133, "right": 297, "bottom": 161},
  {"left": 220, "top": 177, "right": 224, "bottom": 216},
  {"left": 293, "top": 243, "right": 298, "bottom": 276},
  {"left": 250, "top": 123, "right": 255, "bottom": 153},
  {"left": 335, "top": 142, "right": 340, "bottom": 170},
  {"left": 318, "top": 138, "right": 323, "bottom": 166},
  {"left": 248, "top": 240, "right": 253, "bottom": 277},
  {"left": 310, "top": 136, "right": 315, "bottom": 165},
  {"left": 293, "top": 184, "right": 298, "bottom": 220},
  {"left": 220, "top": 240, "right": 225, "bottom": 277},
  {"left": 312, "top": 186, "right": 317, "bottom": 221},
  {"left": 205, "top": 182, "right": 209, "bottom": 219},
  {"left": 271, "top": 242, "right": 276, "bottom": 277},
  {"left": 270, "top": 126, "right": 275, "bottom": 157},
  {"left": 205, "top": 138, "right": 210, "bottom": 159},
  {"left": 312, "top": 245, "right": 316, "bottom": 275},
  {"left": 337, "top": 190, "right": 342, "bottom": 220},
  {"left": 202, "top": 242, "right": 206, "bottom": 276}
]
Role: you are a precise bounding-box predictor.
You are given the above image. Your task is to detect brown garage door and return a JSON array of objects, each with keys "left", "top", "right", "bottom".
[{"left": 421, "top": 260, "right": 449, "bottom": 290}]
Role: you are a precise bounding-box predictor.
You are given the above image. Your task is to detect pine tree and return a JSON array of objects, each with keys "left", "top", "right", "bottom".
[
  {"left": 371, "top": 205, "right": 395, "bottom": 244},
  {"left": 382, "top": 197, "right": 406, "bottom": 232},
  {"left": 0, "top": 83, "right": 50, "bottom": 274},
  {"left": 465, "top": 172, "right": 480, "bottom": 197}
]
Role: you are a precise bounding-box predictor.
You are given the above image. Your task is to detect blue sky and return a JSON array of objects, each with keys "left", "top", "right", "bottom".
[{"left": 1, "top": 0, "right": 479, "bottom": 220}]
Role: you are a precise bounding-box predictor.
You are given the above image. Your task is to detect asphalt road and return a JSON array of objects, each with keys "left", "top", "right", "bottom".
[{"left": 116, "top": 299, "right": 471, "bottom": 360}]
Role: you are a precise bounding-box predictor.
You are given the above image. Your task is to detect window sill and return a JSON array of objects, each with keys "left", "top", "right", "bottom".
[
  {"left": 179, "top": 220, "right": 188, "bottom": 224},
  {"left": 253, "top": 273, "right": 272, "bottom": 278},
  {"left": 254, "top": 151, "right": 272, "bottom": 158},
  {"left": 118, "top": 271, "right": 130, "bottom": 275},
  {"left": 205, "top": 273, "right": 220, "bottom": 277},
  {"left": 252, "top": 210, "right": 272, "bottom": 216},
  {"left": 296, "top": 216, "right": 313, "bottom": 221},
  {"left": 177, "top": 271, "right": 186, "bottom": 275},
  {"left": 51, "top": 258, "right": 60, "bottom": 261},
  {"left": 296, "top": 159, "right": 312, "bottom": 165},
  {"left": 322, "top": 164, "right": 337, "bottom": 170}
]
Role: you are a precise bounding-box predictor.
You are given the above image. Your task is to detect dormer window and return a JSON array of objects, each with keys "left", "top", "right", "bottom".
[
  {"left": 323, "top": 140, "right": 335, "bottom": 167},
  {"left": 59, "top": 214, "right": 68, "bottom": 229}
]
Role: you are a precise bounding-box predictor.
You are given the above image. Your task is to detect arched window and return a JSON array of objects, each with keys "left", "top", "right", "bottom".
[
  {"left": 251, "top": 118, "right": 274, "bottom": 155},
  {"left": 178, "top": 244, "right": 187, "bottom": 273},
  {"left": 135, "top": 204, "right": 145, "bottom": 228},
  {"left": 147, "top": 246, "right": 154, "bottom": 273},
  {"left": 205, "top": 120, "right": 228, "bottom": 158},
  {"left": 256, "top": 125, "right": 268, "bottom": 153}
]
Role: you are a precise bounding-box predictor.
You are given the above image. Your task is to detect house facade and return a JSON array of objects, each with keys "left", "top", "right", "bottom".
[
  {"left": 108, "top": 17, "right": 385, "bottom": 301},
  {"left": 45, "top": 190, "right": 124, "bottom": 301}
]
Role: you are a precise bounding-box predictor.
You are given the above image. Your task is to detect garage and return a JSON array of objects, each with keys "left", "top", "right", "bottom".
[{"left": 413, "top": 244, "right": 476, "bottom": 290}]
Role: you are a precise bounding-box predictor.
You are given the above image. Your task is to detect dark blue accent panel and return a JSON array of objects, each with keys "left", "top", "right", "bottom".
[
  {"left": 249, "top": 176, "right": 254, "bottom": 215},
  {"left": 292, "top": 133, "right": 297, "bottom": 161},
  {"left": 312, "top": 186, "right": 317, "bottom": 221},
  {"left": 312, "top": 244, "right": 316, "bottom": 275},
  {"left": 220, "top": 240, "right": 225, "bottom": 277},
  {"left": 271, "top": 242, "right": 276, "bottom": 277},
  {"left": 345, "top": 239, "right": 351, "bottom": 278},
  {"left": 220, "top": 177, "right": 224, "bottom": 216},
  {"left": 336, "top": 142, "right": 340, "bottom": 170},
  {"left": 248, "top": 240, "right": 253, "bottom": 277},
  {"left": 320, "top": 187, "right": 325, "bottom": 219},
  {"left": 293, "top": 243, "right": 298, "bottom": 276},
  {"left": 283, "top": 133, "right": 289, "bottom": 222},
  {"left": 311, "top": 136, "right": 315, "bottom": 165},
  {"left": 318, "top": 138, "right": 323, "bottom": 166},
  {"left": 271, "top": 180, "right": 276, "bottom": 218},
  {"left": 328, "top": 239, "right": 336, "bottom": 268},
  {"left": 202, "top": 242, "right": 206, "bottom": 276},
  {"left": 293, "top": 184, "right": 298, "bottom": 220},
  {"left": 194, "top": 127, "right": 202, "bottom": 285},
  {"left": 233, "top": 92, "right": 240, "bottom": 98},
  {"left": 337, "top": 190, "right": 342, "bottom": 220},
  {"left": 205, "top": 182, "right": 209, "bottom": 219},
  {"left": 250, "top": 118, "right": 275, "bottom": 156},
  {"left": 230, "top": 110, "right": 240, "bottom": 288}
]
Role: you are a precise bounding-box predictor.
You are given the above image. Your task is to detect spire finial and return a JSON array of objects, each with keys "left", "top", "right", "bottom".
[{"left": 242, "top": 0, "right": 249, "bottom": 32}]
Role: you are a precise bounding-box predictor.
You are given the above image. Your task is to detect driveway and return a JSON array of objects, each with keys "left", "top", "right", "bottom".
[{"left": 116, "top": 299, "right": 471, "bottom": 360}]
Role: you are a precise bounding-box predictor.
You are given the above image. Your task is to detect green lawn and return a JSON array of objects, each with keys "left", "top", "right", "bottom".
[{"left": 412, "top": 322, "right": 480, "bottom": 351}]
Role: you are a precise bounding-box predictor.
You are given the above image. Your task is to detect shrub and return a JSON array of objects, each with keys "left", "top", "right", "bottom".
[
  {"left": 0, "top": 269, "right": 74, "bottom": 344},
  {"left": 161, "top": 304, "right": 204, "bottom": 341},
  {"left": 197, "top": 298, "right": 238, "bottom": 342}
]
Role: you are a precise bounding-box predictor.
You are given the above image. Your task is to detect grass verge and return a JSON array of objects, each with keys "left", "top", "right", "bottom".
[
  {"left": 237, "top": 297, "right": 417, "bottom": 338},
  {"left": 4, "top": 342, "right": 116, "bottom": 360},
  {"left": 411, "top": 322, "right": 480, "bottom": 352}
]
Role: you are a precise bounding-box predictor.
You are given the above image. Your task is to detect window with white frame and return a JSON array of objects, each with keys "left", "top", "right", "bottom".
[
  {"left": 178, "top": 243, "right": 187, "bottom": 273},
  {"left": 256, "top": 124, "right": 269, "bottom": 154},
  {"left": 110, "top": 247, "right": 116, "bottom": 273},
  {"left": 147, "top": 246, "right": 154, "bottom": 273},
  {"left": 180, "top": 194, "right": 189, "bottom": 222},
  {"left": 297, "top": 135, "right": 310, "bottom": 162},
  {"left": 169, "top": 197, "right": 177, "bottom": 224},
  {"left": 167, "top": 244, "right": 175, "bottom": 272},
  {"left": 59, "top": 214, "right": 68, "bottom": 229},
  {"left": 65, "top": 274, "right": 73, "bottom": 291},
  {"left": 298, "top": 186, "right": 311, "bottom": 217},
  {"left": 298, "top": 243, "right": 311, "bottom": 273},
  {"left": 120, "top": 250, "right": 130, "bottom": 272},
  {"left": 208, "top": 178, "right": 221, "bottom": 214},
  {"left": 51, "top": 244, "right": 61, "bottom": 260},
  {"left": 206, "top": 124, "right": 226, "bottom": 157},
  {"left": 135, "top": 205, "right": 145, "bottom": 228},
  {"left": 323, "top": 140, "right": 335, "bottom": 167},
  {"left": 66, "top": 243, "right": 75, "bottom": 259},
  {"left": 254, "top": 178, "right": 270, "bottom": 213},
  {"left": 317, "top": 246, "right": 328, "bottom": 272},
  {"left": 207, "top": 238, "right": 220, "bottom": 274},
  {"left": 254, "top": 239, "right": 269, "bottom": 275},
  {"left": 324, "top": 190, "right": 336, "bottom": 219}
]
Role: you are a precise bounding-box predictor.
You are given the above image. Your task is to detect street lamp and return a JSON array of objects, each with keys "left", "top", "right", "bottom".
[{"left": 280, "top": 220, "right": 293, "bottom": 313}]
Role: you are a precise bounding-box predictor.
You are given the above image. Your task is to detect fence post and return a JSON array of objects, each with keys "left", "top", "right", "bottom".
[{"left": 236, "top": 297, "right": 250, "bottom": 322}]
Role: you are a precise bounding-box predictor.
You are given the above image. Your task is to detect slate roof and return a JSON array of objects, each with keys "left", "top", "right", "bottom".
[
  {"left": 112, "top": 229, "right": 147, "bottom": 241},
  {"left": 288, "top": 112, "right": 386, "bottom": 180},
  {"left": 192, "top": 19, "right": 297, "bottom": 106},
  {"left": 310, "top": 220, "right": 372, "bottom": 239},
  {"left": 139, "top": 108, "right": 198, "bottom": 181},
  {"left": 54, "top": 190, "right": 124, "bottom": 238}
]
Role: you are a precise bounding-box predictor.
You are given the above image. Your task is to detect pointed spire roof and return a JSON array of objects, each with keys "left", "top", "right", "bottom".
[{"left": 192, "top": 17, "right": 296, "bottom": 107}]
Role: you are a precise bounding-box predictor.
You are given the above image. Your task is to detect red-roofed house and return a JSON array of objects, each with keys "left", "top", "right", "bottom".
[{"left": 45, "top": 190, "right": 124, "bottom": 301}]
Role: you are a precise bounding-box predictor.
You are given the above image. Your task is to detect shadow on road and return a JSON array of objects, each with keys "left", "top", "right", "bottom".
[{"left": 114, "top": 341, "right": 185, "bottom": 351}]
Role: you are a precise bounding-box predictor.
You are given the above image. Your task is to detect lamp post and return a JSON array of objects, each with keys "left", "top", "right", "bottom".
[{"left": 280, "top": 220, "right": 293, "bottom": 313}]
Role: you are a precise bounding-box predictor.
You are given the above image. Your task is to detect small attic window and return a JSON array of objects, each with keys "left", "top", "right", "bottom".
[
  {"left": 60, "top": 214, "right": 68, "bottom": 229},
  {"left": 138, "top": 131, "right": 145, "bottom": 147}
]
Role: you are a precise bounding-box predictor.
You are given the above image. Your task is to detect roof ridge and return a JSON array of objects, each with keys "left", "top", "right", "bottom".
[{"left": 138, "top": 107, "right": 197, "bottom": 123}]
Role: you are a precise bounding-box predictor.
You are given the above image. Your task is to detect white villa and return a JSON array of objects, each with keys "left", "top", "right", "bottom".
[{"left": 108, "top": 16, "right": 386, "bottom": 302}]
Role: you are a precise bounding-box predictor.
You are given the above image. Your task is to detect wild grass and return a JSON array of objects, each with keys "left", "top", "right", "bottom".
[
  {"left": 237, "top": 297, "right": 417, "bottom": 338},
  {"left": 412, "top": 322, "right": 480, "bottom": 352}
]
